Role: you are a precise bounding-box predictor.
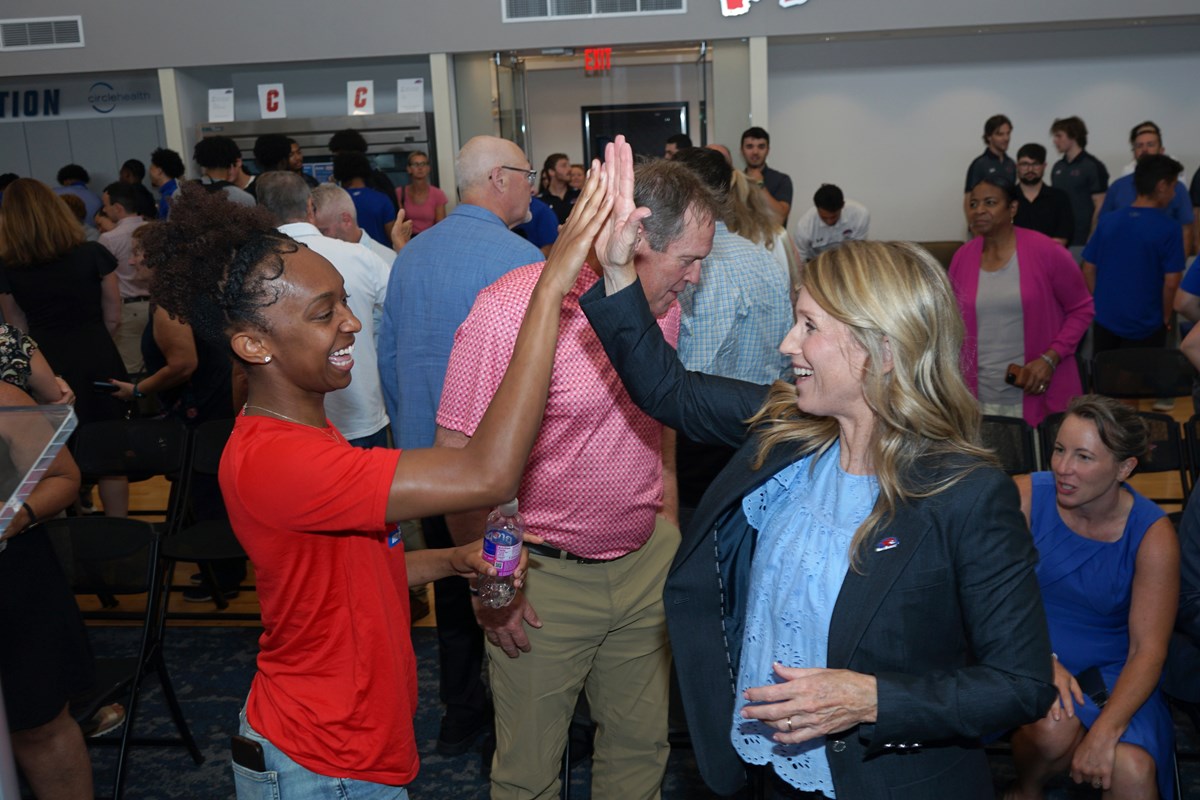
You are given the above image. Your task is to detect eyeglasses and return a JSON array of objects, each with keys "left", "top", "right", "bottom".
[
  {"left": 500, "top": 165, "right": 538, "bottom": 186},
  {"left": 1016, "top": 161, "right": 1044, "bottom": 168},
  {"left": 409, "top": 161, "right": 429, "bottom": 168}
]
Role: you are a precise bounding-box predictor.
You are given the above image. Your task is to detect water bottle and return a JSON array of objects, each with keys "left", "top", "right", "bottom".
[{"left": 478, "top": 499, "right": 524, "bottom": 608}]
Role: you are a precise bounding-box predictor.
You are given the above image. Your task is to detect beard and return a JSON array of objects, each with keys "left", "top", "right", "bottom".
[{"left": 1018, "top": 174, "right": 1042, "bottom": 186}]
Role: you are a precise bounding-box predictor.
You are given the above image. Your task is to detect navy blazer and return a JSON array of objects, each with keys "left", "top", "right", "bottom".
[{"left": 581, "top": 279, "right": 1056, "bottom": 799}]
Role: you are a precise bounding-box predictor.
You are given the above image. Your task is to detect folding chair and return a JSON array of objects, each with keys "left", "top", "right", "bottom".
[
  {"left": 1136, "top": 412, "right": 1190, "bottom": 508},
  {"left": 69, "top": 418, "right": 190, "bottom": 619},
  {"left": 70, "top": 417, "right": 190, "bottom": 524},
  {"left": 1182, "top": 415, "right": 1200, "bottom": 498},
  {"left": 44, "top": 516, "right": 203, "bottom": 799},
  {"left": 1036, "top": 412, "right": 1066, "bottom": 472},
  {"left": 160, "top": 418, "right": 256, "bottom": 618},
  {"left": 980, "top": 415, "right": 1038, "bottom": 475}
]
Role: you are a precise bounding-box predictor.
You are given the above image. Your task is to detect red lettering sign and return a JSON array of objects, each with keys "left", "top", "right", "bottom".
[
  {"left": 266, "top": 89, "right": 279, "bottom": 113},
  {"left": 584, "top": 47, "right": 612, "bottom": 74},
  {"left": 354, "top": 86, "right": 369, "bottom": 108}
]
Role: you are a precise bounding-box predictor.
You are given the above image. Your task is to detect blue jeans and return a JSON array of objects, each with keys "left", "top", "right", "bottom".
[{"left": 233, "top": 708, "right": 410, "bottom": 800}]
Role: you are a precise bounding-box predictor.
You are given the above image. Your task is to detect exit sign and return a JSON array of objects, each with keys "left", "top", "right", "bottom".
[{"left": 584, "top": 47, "right": 612, "bottom": 73}]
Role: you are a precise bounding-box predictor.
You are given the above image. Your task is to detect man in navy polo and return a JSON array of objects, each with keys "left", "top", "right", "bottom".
[
  {"left": 964, "top": 114, "right": 1015, "bottom": 194},
  {"left": 741, "top": 126, "right": 794, "bottom": 225},
  {"left": 1050, "top": 116, "right": 1109, "bottom": 255}
]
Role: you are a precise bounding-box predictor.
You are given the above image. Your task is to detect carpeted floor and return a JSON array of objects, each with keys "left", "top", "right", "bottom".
[{"left": 71, "top": 626, "right": 1200, "bottom": 799}]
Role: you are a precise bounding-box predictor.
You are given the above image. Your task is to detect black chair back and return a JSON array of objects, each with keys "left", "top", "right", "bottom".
[
  {"left": 980, "top": 415, "right": 1038, "bottom": 475},
  {"left": 1091, "top": 348, "right": 1197, "bottom": 399},
  {"left": 71, "top": 418, "right": 191, "bottom": 526}
]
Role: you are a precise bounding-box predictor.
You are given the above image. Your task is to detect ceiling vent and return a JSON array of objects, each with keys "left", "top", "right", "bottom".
[
  {"left": 505, "top": 0, "right": 683, "bottom": 22},
  {"left": 0, "top": 16, "right": 84, "bottom": 51}
]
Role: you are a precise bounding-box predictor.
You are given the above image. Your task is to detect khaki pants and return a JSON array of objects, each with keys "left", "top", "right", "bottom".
[
  {"left": 488, "top": 517, "right": 680, "bottom": 800},
  {"left": 114, "top": 299, "right": 150, "bottom": 374}
]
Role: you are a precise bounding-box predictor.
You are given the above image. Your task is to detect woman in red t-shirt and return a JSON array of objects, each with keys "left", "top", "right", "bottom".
[{"left": 138, "top": 162, "right": 613, "bottom": 797}]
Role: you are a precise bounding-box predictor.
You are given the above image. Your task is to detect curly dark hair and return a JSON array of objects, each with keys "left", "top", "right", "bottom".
[{"left": 140, "top": 185, "right": 298, "bottom": 351}]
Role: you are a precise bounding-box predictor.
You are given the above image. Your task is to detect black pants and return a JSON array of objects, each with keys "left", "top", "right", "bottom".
[
  {"left": 422, "top": 515, "right": 488, "bottom": 727},
  {"left": 1091, "top": 321, "right": 1167, "bottom": 353}
]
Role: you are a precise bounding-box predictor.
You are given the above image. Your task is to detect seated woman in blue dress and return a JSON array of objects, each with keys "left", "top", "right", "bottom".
[{"left": 1008, "top": 394, "right": 1179, "bottom": 800}]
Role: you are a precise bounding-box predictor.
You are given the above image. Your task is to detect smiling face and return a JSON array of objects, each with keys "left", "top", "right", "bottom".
[
  {"left": 249, "top": 246, "right": 362, "bottom": 395},
  {"left": 779, "top": 287, "right": 871, "bottom": 423},
  {"left": 634, "top": 207, "right": 715, "bottom": 317},
  {"left": 986, "top": 123, "right": 1012, "bottom": 156},
  {"left": 1050, "top": 414, "right": 1135, "bottom": 510},
  {"left": 967, "top": 181, "right": 1017, "bottom": 238}
]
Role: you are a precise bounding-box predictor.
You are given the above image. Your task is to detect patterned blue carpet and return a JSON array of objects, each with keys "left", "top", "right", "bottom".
[{"left": 71, "top": 626, "right": 1200, "bottom": 799}]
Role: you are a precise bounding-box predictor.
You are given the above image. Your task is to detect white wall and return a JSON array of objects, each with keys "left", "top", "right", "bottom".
[
  {"left": 3, "top": 0, "right": 1198, "bottom": 76},
  {"left": 524, "top": 61, "right": 712, "bottom": 166},
  {"left": 767, "top": 25, "right": 1200, "bottom": 242}
]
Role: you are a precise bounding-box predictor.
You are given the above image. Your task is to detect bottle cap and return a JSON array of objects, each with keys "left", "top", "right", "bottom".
[{"left": 498, "top": 498, "right": 519, "bottom": 515}]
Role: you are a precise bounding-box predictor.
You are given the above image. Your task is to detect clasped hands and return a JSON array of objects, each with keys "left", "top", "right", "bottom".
[{"left": 740, "top": 662, "right": 878, "bottom": 745}]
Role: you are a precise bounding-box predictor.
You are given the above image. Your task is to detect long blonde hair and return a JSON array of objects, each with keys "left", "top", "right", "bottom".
[
  {"left": 725, "top": 170, "right": 781, "bottom": 248},
  {"left": 748, "top": 240, "right": 993, "bottom": 566}
]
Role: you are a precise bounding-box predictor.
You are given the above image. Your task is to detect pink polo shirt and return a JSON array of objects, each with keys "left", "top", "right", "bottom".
[{"left": 438, "top": 263, "right": 679, "bottom": 560}]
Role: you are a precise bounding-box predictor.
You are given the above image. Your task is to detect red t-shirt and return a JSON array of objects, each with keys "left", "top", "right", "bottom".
[{"left": 219, "top": 414, "right": 415, "bottom": 784}]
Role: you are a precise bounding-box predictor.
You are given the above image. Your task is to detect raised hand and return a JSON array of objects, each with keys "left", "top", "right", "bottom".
[
  {"left": 537, "top": 155, "right": 613, "bottom": 298},
  {"left": 595, "top": 134, "right": 652, "bottom": 294}
]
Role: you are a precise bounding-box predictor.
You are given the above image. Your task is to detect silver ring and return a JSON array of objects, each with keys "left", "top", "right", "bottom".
[
  {"left": 1093, "top": 780, "right": 1102, "bottom": 789},
  {"left": 783, "top": 717, "right": 793, "bottom": 732}
]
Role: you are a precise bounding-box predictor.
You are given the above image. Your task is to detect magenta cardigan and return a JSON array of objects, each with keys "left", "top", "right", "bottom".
[{"left": 949, "top": 227, "right": 1094, "bottom": 427}]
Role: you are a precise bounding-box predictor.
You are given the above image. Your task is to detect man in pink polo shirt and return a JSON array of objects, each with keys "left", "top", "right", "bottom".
[{"left": 436, "top": 153, "right": 718, "bottom": 800}]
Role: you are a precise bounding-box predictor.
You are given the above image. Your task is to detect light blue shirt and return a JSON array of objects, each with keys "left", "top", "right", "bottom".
[
  {"left": 678, "top": 222, "right": 793, "bottom": 385},
  {"left": 378, "top": 204, "right": 543, "bottom": 449},
  {"left": 732, "top": 442, "right": 878, "bottom": 795}
]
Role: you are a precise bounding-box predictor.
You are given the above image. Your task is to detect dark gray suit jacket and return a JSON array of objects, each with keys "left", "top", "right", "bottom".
[{"left": 581, "top": 279, "right": 1056, "bottom": 799}]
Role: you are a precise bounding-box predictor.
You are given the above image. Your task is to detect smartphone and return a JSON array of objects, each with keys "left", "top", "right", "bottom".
[
  {"left": 231, "top": 734, "right": 267, "bottom": 771},
  {"left": 1075, "top": 666, "right": 1109, "bottom": 708},
  {"left": 92, "top": 381, "right": 119, "bottom": 393},
  {"left": 1004, "top": 363, "right": 1021, "bottom": 385}
]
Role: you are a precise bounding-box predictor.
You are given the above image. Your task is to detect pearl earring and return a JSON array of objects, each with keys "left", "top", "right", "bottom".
[{"left": 264, "top": 355, "right": 272, "bottom": 363}]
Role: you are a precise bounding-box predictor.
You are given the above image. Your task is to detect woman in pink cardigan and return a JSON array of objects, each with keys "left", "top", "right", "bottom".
[{"left": 950, "top": 176, "right": 1094, "bottom": 427}]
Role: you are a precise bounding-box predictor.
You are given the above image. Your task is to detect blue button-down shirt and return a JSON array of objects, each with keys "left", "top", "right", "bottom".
[
  {"left": 378, "top": 204, "right": 543, "bottom": 449},
  {"left": 678, "top": 222, "right": 793, "bottom": 385}
]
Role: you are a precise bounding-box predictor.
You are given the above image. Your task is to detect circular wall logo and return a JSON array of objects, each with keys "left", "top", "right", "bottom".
[{"left": 89, "top": 81, "right": 116, "bottom": 113}]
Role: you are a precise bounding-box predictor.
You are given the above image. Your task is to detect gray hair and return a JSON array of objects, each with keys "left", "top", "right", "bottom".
[
  {"left": 310, "top": 183, "right": 357, "bottom": 225},
  {"left": 634, "top": 159, "right": 721, "bottom": 252},
  {"left": 255, "top": 171, "right": 311, "bottom": 224}
]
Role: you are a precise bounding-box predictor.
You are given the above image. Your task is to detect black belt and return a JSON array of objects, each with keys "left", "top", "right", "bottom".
[
  {"left": 526, "top": 541, "right": 631, "bottom": 565},
  {"left": 122, "top": 295, "right": 150, "bottom": 304}
]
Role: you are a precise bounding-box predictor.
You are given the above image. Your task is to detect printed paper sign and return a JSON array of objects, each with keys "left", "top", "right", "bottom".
[
  {"left": 348, "top": 80, "right": 375, "bottom": 115},
  {"left": 257, "top": 83, "right": 286, "bottom": 119},
  {"left": 397, "top": 78, "right": 424, "bottom": 114},
  {"left": 208, "top": 88, "right": 234, "bottom": 123}
]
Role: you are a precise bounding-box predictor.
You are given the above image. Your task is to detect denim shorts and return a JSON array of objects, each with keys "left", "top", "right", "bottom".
[{"left": 233, "top": 708, "right": 410, "bottom": 800}]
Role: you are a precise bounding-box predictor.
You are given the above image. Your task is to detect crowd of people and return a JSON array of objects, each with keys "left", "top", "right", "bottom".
[{"left": 0, "top": 113, "right": 1197, "bottom": 800}]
